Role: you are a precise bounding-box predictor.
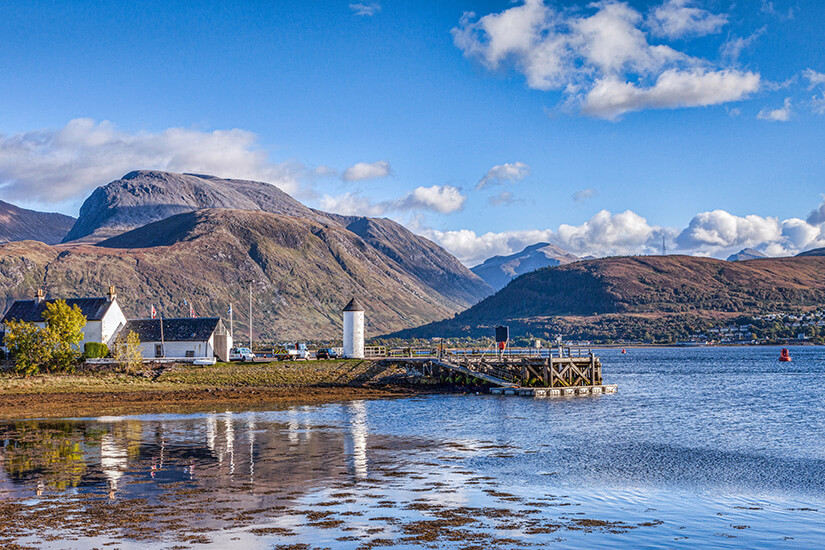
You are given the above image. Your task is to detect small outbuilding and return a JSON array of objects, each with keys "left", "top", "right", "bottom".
[
  {"left": 119, "top": 317, "right": 232, "bottom": 361},
  {"left": 1, "top": 286, "right": 127, "bottom": 349}
]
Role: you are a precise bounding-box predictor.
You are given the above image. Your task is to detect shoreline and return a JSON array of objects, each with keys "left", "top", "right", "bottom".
[
  {"left": 0, "top": 359, "right": 424, "bottom": 420},
  {"left": 0, "top": 385, "right": 420, "bottom": 420}
]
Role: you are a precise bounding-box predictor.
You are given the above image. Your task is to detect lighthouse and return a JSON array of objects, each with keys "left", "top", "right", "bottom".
[{"left": 342, "top": 297, "right": 365, "bottom": 359}]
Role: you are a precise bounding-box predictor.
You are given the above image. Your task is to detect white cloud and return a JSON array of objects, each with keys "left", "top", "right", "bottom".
[
  {"left": 647, "top": 0, "right": 727, "bottom": 39},
  {"left": 572, "top": 188, "right": 596, "bottom": 202},
  {"left": 489, "top": 190, "right": 516, "bottom": 206},
  {"left": 319, "top": 185, "right": 466, "bottom": 217},
  {"left": 477, "top": 162, "right": 530, "bottom": 189},
  {"left": 318, "top": 192, "right": 388, "bottom": 217},
  {"left": 720, "top": 27, "right": 766, "bottom": 63},
  {"left": 349, "top": 2, "right": 380, "bottom": 16},
  {"left": 453, "top": 1, "right": 759, "bottom": 119},
  {"left": 582, "top": 69, "right": 760, "bottom": 120},
  {"left": 555, "top": 209, "right": 663, "bottom": 255},
  {"left": 342, "top": 160, "right": 392, "bottom": 181},
  {"left": 676, "top": 210, "right": 781, "bottom": 251},
  {"left": 804, "top": 69, "right": 825, "bottom": 114},
  {"left": 807, "top": 199, "right": 825, "bottom": 225},
  {"left": 757, "top": 97, "right": 792, "bottom": 121},
  {"left": 425, "top": 209, "right": 666, "bottom": 265},
  {"left": 396, "top": 185, "right": 466, "bottom": 214},
  {"left": 675, "top": 208, "right": 825, "bottom": 256},
  {"left": 0, "top": 118, "right": 305, "bottom": 204},
  {"left": 426, "top": 198, "right": 825, "bottom": 266}
]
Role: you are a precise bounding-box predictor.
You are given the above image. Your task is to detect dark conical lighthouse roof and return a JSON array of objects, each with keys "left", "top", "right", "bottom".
[{"left": 343, "top": 297, "right": 365, "bottom": 312}]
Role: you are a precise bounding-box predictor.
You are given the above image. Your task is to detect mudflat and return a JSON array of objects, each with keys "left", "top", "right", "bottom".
[{"left": 0, "top": 359, "right": 415, "bottom": 418}]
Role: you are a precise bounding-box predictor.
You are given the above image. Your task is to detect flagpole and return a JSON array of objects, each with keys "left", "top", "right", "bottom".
[{"left": 230, "top": 303, "right": 234, "bottom": 342}]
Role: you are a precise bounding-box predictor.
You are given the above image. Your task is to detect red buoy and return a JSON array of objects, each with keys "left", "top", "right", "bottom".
[
  {"left": 621, "top": 349, "right": 626, "bottom": 354},
  {"left": 779, "top": 348, "right": 791, "bottom": 362}
]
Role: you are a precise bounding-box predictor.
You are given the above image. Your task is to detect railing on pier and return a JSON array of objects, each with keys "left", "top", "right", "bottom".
[{"left": 384, "top": 346, "right": 602, "bottom": 389}]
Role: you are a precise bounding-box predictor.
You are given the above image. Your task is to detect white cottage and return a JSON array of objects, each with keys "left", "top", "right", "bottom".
[
  {"left": 118, "top": 317, "right": 232, "bottom": 361},
  {"left": 1, "top": 286, "right": 127, "bottom": 349}
]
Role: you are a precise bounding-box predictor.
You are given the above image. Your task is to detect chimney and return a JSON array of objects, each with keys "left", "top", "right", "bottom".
[
  {"left": 34, "top": 288, "right": 45, "bottom": 303},
  {"left": 107, "top": 285, "right": 117, "bottom": 302}
]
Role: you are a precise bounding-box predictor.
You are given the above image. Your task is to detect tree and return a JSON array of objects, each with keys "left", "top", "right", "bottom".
[
  {"left": 114, "top": 331, "right": 143, "bottom": 373},
  {"left": 3, "top": 300, "right": 87, "bottom": 376},
  {"left": 4, "top": 320, "right": 54, "bottom": 376},
  {"left": 42, "top": 300, "right": 86, "bottom": 373}
]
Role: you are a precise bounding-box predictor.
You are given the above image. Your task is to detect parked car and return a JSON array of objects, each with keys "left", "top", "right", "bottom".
[
  {"left": 229, "top": 347, "right": 255, "bottom": 362},
  {"left": 315, "top": 348, "right": 338, "bottom": 360}
]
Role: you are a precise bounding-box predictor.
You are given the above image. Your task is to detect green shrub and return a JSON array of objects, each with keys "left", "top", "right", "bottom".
[{"left": 84, "top": 342, "right": 109, "bottom": 359}]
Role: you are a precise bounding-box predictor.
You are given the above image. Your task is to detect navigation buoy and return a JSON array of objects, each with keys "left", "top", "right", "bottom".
[{"left": 779, "top": 348, "right": 791, "bottom": 362}]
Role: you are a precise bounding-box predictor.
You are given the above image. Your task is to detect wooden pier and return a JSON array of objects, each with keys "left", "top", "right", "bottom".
[{"left": 382, "top": 345, "right": 617, "bottom": 397}]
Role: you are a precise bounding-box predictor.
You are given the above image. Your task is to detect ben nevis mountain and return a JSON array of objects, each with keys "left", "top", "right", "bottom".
[{"left": 0, "top": 171, "right": 492, "bottom": 339}]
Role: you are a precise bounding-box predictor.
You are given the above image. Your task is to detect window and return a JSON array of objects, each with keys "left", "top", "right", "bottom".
[{"left": 155, "top": 344, "right": 163, "bottom": 357}]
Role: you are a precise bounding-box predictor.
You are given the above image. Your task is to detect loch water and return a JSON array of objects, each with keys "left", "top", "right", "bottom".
[{"left": 2, "top": 346, "right": 824, "bottom": 548}]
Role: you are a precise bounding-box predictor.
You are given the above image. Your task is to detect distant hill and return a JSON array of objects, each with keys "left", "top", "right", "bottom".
[
  {"left": 389, "top": 254, "right": 825, "bottom": 341},
  {"left": 0, "top": 208, "right": 490, "bottom": 340},
  {"left": 0, "top": 201, "right": 75, "bottom": 245},
  {"left": 797, "top": 247, "right": 825, "bottom": 257},
  {"left": 726, "top": 248, "right": 768, "bottom": 261},
  {"left": 471, "top": 242, "right": 578, "bottom": 290}
]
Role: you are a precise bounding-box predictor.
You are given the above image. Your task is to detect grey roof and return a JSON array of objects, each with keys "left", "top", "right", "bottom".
[
  {"left": 120, "top": 318, "right": 221, "bottom": 342},
  {"left": 343, "top": 297, "right": 365, "bottom": 312},
  {"left": 2, "top": 298, "right": 114, "bottom": 324}
]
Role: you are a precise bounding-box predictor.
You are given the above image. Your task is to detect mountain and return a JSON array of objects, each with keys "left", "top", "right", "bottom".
[
  {"left": 797, "top": 247, "right": 825, "bottom": 257},
  {"left": 62, "top": 170, "right": 324, "bottom": 243},
  {"left": 389, "top": 254, "right": 825, "bottom": 341},
  {"left": 0, "top": 208, "right": 489, "bottom": 340},
  {"left": 726, "top": 248, "right": 768, "bottom": 261},
  {"left": 471, "top": 242, "right": 578, "bottom": 290},
  {"left": 0, "top": 201, "right": 76, "bottom": 245}
]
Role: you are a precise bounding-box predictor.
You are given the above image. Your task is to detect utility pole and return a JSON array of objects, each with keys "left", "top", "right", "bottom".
[
  {"left": 662, "top": 235, "right": 667, "bottom": 256},
  {"left": 245, "top": 280, "right": 254, "bottom": 350}
]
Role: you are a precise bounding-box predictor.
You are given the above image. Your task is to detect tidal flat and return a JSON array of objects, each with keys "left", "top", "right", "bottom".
[{"left": 0, "top": 347, "right": 824, "bottom": 548}]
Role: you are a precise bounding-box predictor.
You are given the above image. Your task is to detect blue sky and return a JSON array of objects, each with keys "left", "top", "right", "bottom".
[{"left": 0, "top": 0, "right": 823, "bottom": 264}]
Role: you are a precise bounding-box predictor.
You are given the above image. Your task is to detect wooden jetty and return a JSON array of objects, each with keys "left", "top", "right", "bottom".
[{"left": 381, "top": 345, "right": 617, "bottom": 397}]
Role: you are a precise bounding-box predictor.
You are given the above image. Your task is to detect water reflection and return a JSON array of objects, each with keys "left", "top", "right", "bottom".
[
  {"left": 0, "top": 403, "right": 383, "bottom": 504},
  {"left": 345, "top": 400, "right": 369, "bottom": 480}
]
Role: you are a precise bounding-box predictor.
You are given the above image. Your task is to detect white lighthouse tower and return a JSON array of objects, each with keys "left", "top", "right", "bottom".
[{"left": 342, "top": 297, "right": 365, "bottom": 359}]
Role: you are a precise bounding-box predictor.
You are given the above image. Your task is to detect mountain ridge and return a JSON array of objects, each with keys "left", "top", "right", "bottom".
[
  {"left": 0, "top": 201, "right": 76, "bottom": 245},
  {"left": 1, "top": 208, "right": 488, "bottom": 339},
  {"left": 471, "top": 242, "right": 578, "bottom": 290},
  {"left": 389, "top": 254, "right": 825, "bottom": 341}
]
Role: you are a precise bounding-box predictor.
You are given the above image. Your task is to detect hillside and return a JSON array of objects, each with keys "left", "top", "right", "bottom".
[
  {"left": 0, "top": 208, "right": 488, "bottom": 340},
  {"left": 390, "top": 254, "right": 825, "bottom": 341},
  {"left": 471, "top": 242, "right": 578, "bottom": 290},
  {"left": 0, "top": 201, "right": 76, "bottom": 245}
]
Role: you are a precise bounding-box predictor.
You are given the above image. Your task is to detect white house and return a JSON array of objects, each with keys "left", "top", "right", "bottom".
[
  {"left": 118, "top": 317, "right": 232, "bottom": 361},
  {"left": 1, "top": 286, "right": 127, "bottom": 349}
]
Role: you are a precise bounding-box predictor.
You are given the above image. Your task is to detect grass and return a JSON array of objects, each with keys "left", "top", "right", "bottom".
[{"left": 0, "top": 359, "right": 400, "bottom": 395}]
